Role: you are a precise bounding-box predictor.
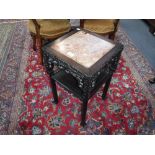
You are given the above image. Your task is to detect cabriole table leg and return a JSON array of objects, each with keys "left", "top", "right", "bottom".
[
  {"left": 51, "top": 78, "right": 58, "bottom": 104},
  {"left": 102, "top": 75, "right": 113, "bottom": 100},
  {"left": 80, "top": 98, "right": 88, "bottom": 127}
]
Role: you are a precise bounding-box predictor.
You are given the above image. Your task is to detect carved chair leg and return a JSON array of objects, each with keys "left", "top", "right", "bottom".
[
  {"left": 109, "top": 33, "right": 115, "bottom": 40},
  {"left": 102, "top": 75, "right": 113, "bottom": 100},
  {"left": 35, "top": 37, "right": 43, "bottom": 65},
  {"left": 39, "top": 39, "right": 43, "bottom": 65},
  {"left": 51, "top": 78, "right": 58, "bottom": 104},
  {"left": 32, "top": 35, "right": 36, "bottom": 51}
]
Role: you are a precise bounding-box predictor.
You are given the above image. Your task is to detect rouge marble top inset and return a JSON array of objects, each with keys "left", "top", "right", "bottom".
[{"left": 51, "top": 30, "right": 115, "bottom": 68}]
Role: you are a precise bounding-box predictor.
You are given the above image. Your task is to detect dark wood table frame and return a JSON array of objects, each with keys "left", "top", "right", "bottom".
[{"left": 42, "top": 29, "right": 123, "bottom": 127}]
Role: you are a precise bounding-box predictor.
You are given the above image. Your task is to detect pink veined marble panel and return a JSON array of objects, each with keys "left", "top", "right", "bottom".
[{"left": 51, "top": 31, "right": 115, "bottom": 68}]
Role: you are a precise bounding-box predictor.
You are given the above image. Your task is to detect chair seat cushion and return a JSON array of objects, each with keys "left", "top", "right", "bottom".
[
  {"left": 28, "top": 19, "right": 71, "bottom": 39},
  {"left": 84, "top": 19, "right": 115, "bottom": 34}
]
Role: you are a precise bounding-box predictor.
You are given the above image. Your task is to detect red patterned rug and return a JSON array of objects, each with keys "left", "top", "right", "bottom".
[
  {"left": 1, "top": 20, "right": 155, "bottom": 134},
  {"left": 19, "top": 48, "right": 150, "bottom": 135}
]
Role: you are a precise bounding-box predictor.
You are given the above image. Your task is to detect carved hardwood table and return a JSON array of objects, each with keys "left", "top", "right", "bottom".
[{"left": 42, "top": 28, "right": 123, "bottom": 126}]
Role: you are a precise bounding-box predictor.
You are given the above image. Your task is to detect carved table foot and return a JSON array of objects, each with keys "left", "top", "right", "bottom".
[
  {"left": 80, "top": 121, "right": 87, "bottom": 127},
  {"left": 102, "top": 93, "right": 107, "bottom": 100}
]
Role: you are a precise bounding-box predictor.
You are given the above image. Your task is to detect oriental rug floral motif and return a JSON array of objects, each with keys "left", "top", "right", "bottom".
[
  {"left": 0, "top": 20, "right": 155, "bottom": 134},
  {"left": 18, "top": 47, "right": 155, "bottom": 135}
]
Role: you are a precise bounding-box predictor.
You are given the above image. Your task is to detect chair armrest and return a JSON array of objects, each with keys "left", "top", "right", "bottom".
[{"left": 31, "top": 19, "right": 41, "bottom": 38}]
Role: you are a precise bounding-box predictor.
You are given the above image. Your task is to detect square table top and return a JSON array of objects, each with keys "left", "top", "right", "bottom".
[
  {"left": 51, "top": 30, "right": 115, "bottom": 68},
  {"left": 43, "top": 28, "right": 120, "bottom": 76}
]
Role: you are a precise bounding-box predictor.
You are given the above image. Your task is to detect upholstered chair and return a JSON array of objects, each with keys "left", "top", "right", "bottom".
[
  {"left": 28, "top": 19, "right": 71, "bottom": 64},
  {"left": 80, "top": 19, "right": 119, "bottom": 40}
]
